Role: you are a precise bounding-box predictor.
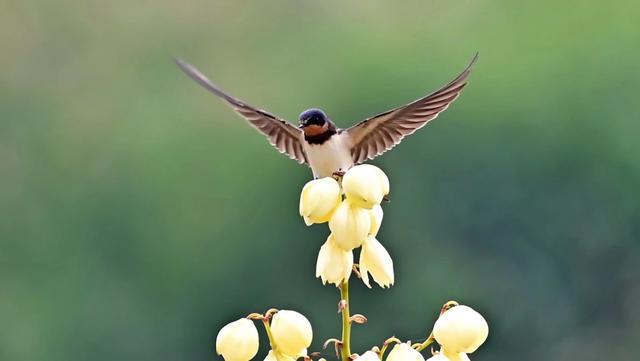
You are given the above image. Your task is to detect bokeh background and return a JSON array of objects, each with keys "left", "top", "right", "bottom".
[{"left": 2, "top": 1, "right": 639, "bottom": 360}]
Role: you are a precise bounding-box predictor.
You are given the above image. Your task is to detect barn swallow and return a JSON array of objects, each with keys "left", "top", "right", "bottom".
[{"left": 176, "top": 54, "right": 477, "bottom": 178}]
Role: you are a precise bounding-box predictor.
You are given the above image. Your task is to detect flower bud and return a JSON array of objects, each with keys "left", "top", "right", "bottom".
[
  {"left": 359, "top": 236, "right": 394, "bottom": 288},
  {"left": 432, "top": 305, "right": 489, "bottom": 354},
  {"left": 353, "top": 351, "right": 380, "bottom": 360},
  {"left": 369, "top": 204, "right": 383, "bottom": 237},
  {"left": 329, "top": 199, "right": 371, "bottom": 250},
  {"left": 387, "top": 343, "right": 425, "bottom": 361},
  {"left": 263, "top": 350, "right": 296, "bottom": 361},
  {"left": 270, "top": 310, "right": 313, "bottom": 358},
  {"left": 342, "top": 164, "right": 389, "bottom": 208},
  {"left": 216, "top": 318, "right": 259, "bottom": 361},
  {"left": 299, "top": 177, "right": 341, "bottom": 225},
  {"left": 316, "top": 235, "right": 354, "bottom": 286}
]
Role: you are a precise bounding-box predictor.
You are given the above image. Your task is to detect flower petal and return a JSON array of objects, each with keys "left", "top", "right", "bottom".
[
  {"left": 299, "top": 177, "right": 341, "bottom": 225},
  {"left": 359, "top": 236, "right": 394, "bottom": 288},
  {"left": 316, "top": 235, "right": 354, "bottom": 286},
  {"left": 329, "top": 199, "right": 371, "bottom": 251}
]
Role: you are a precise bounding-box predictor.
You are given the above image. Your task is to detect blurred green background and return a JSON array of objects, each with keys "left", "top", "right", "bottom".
[{"left": 2, "top": 1, "right": 639, "bottom": 360}]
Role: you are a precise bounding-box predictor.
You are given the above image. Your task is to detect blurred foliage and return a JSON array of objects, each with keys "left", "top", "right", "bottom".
[{"left": 1, "top": 1, "right": 639, "bottom": 360}]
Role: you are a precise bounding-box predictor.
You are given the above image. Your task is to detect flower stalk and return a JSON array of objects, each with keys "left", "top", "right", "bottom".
[
  {"left": 339, "top": 281, "right": 352, "bottom": 361},
  {"left": 412, "top": 334, "right": 436, "bottom": 352},
  {"left": 214, "top": 165, "right": 491, "bottom": 361},
  {"left": 262, "top": 318, "right": 278, "bottom": 352},
  {"left": 379, "top": 337, "right": 401, "bottom": 359}
]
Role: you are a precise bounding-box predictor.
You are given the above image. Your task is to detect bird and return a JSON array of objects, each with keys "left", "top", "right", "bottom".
[{"left": 176, "top": 54, "right": 477, "bottom": 179}]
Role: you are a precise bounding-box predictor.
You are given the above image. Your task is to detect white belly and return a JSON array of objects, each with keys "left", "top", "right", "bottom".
[{"left": 303, "top": 134, "right": 354, "bottom": 178}]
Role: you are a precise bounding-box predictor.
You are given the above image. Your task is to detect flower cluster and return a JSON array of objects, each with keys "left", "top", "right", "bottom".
[
  {"left": 354, "top": 303, "right": 489, "bottom": 361},
  {"left": 299, "top": 165, "right": 394, "bottom": 288},
  {"left": 216, "top": 309, "right": 313, "bottom": 361},
  {"left": 214, "top": 163, "right": 491, "bottom": 361},
  {"left": 430, "top": 304, "right": 489, "bottom": 360}
]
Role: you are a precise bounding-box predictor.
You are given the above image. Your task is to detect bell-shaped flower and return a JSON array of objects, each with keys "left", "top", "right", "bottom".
[
  {"left": 329, "top": 199, "right": 371, "bottom": 250},
  {"left": 369, "top": 205, "right": 383, "bottom": 237},
  {"left": 353, "top": 351, "right": 380, "bottom": 361},
  {"left": 427, "top": 349, "right": 469, "bottom": 361},
  {"left": 426, "top": 355, "right": 448, "bottom": 361},
  {"left": 432, "top": 305, "right": 489, "bottom": 354},
  {"left": 270, "top": 310, "right": 313, "bottom": 358},
  {"left": 359, "top": 236, "right": 394, "bottom": 288},
  {"left": 263, "top": 350, "right": 296, "bottom": 361},
  {"left": 216, "top": 318, "right": 259, "bottom": 361},
  {"left": 426, "top": 350, "right": 470, "bottom": 361},
  {"left": 387, "top": 343, "right": 425, "bottom": 361},
  {"left": 316, "top": 235, "right": 353, "bottom": 286},
  {"left": 299, "top": 177, "right": 341, "bottom": 225},
  {"left": 342, "top": 164, "right": 390, "bottom": 209}
]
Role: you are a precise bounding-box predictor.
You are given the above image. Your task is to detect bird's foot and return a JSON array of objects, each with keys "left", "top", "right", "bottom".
[{"left": 332, "top": 170, "right": 345, "bottom": 178}]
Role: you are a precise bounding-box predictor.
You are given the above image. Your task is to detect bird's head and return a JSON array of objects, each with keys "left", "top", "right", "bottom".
[
  {"left": 298, "top": 108, "right": 332, "bottom": 137},
  {"left": 299, "top": 108, "right": 329, "bottom": 128}
]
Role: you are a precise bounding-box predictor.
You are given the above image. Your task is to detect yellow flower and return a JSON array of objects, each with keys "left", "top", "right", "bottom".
[
  {"left": 316, "top": 234, "right": 354, "bottom": 286},
  {"left": 359, "top": 236, "right": 394, "bottom": 288},
  {"left": 342, "top": 164, "right": 389, "bottom": 209},
  {"left": 353, "top": 351, "right": 381, "bottom": 360},
  {"left": 369, "top": 204, "right": 383, "bottom": 237},
  {"left": 426, "top": 355, "right": 447, "bottom": 361},
  {"left": 270, "top": 310, "right": 313, "bottom": 358},
  {"left": 263, "top": 350, "right": 296, "bottom": 361},
  {"left": 426, "top": 350, "right": 470, "bottom": 361},
  {"left": 387, "top": 343, "right": 425, "bottom": 361},
  {"left": 216, "top": 318, "right": 259, "bottom": 361},
  {"left": 299, "top": 177, "right": 341, "bottom": 225},
  {"left": 329, "top": 199, "right": 371, "bottom": 251},
  {"left": 432, "top": 305, "right": 489, "bottom": 354}
]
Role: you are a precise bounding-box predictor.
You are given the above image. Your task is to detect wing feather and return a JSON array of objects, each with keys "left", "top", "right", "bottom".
[
  {"left": 346, "top": 54, "right": 478, "bottom": 164},
  {"left": 176, "top": 59, "right": 307, "bottom": 164}
]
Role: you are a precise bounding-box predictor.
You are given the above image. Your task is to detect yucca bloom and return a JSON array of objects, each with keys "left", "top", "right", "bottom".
[
  {"left": 359, "top": 236, "right": 394, "bottom": 288},
  {"left": 329, "top": 199, "right": 371, "bottom": 250},
  {"left": 263, "top": 350, "right": 296, "bottom": 361},
  {"left": 270, "top": 310, "right": 313, "bottom": 358},
  {"left": 387, "top": 343, "right": 425, "bottom": 361},
  {"left": 316, "top": 235, "right": 354, "bottom": 286},
  {"left": 342, "top": 164, "right": 390, "bottom": 209},
  {"left": 369, "top": 204, "right": 383, "bottom": 237},
  {"left": 216, "top": 318, "right": 259, "bottom": 361},
  {"left": 299, "top": 177, "right": 342, "bottom": 225},
  {"left": 433, "top": 305, "right": 489, "bottom": 354},
  {"left": 353, "top": 351, "right": 381, "bottom": 361},
  {"left": 426, "top": 351, "right": 470, "bottom": 361},
  {"left": 353, "top": 351, "right": 380, "bottom": 361}
]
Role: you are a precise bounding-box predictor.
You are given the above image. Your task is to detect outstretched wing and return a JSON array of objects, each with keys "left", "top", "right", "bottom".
[
  {"left": 176, "top": 59, "right": 307, "bottom": 164},
  {"left": 345, "top": 54, "right": 478, "bottom": 164}
]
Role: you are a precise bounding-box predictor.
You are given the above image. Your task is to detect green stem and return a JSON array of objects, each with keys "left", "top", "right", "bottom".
[
  {"left": 414, "top": 334, "right": 435, "bottom": 352},
  {"left": 379, "top": 337, "right": 401, "bottom": 359},
  {"left": 340, "top": 281, "right": 351, "bottom": 361},
  {"left": 262, "top": 319, "right": 277, "bottom": 352},
  {"left": 378, "top": 344, "right": 391, "bottom": 359}
]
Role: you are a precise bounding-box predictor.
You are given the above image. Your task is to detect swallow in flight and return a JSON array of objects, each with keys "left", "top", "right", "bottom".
[{"left": 176, "top": 54, "right": 477, "bottom": 179}]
